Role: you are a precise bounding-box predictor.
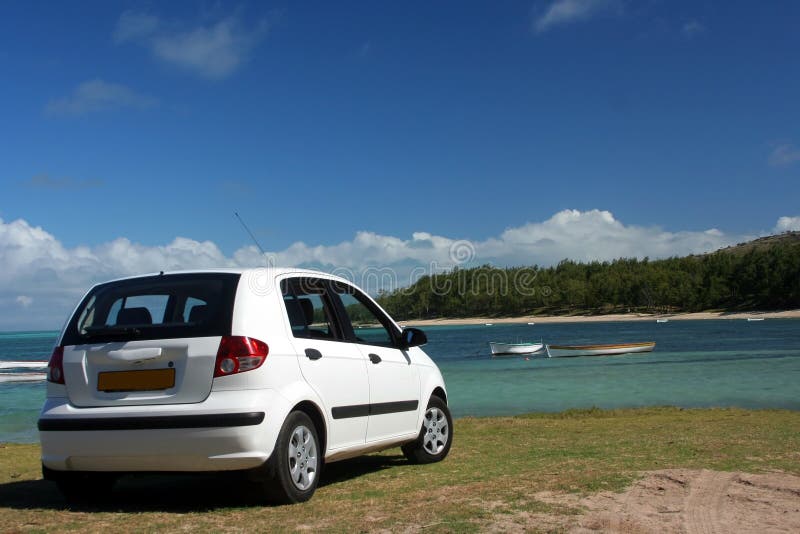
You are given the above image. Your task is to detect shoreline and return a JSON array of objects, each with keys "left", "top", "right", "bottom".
[
  {"left": 401, "top": 309, "right": 800, "bottom": 327},
  {"left": 2, "top": 309, "right": 799, "bottom": 334}
]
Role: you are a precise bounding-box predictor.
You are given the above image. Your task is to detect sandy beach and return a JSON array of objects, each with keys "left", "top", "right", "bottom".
[
  {"left": 531, "top": 469, "right": 800, "bottom": 533},
  {"left": 402, "top": 309, "right": 800, "bottom": 327}
]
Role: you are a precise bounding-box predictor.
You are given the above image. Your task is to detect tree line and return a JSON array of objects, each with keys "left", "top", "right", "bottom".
[{"left": 376, "top": 240, "right": 800, "bottom": 319}]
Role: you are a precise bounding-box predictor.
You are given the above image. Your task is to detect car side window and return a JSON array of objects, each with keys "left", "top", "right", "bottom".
[
  {"left": 331, "top": 281, "right": 397, "bottom": 348},
  {"left": 281, "top": 278, "right": 341, "bottom": 340}
]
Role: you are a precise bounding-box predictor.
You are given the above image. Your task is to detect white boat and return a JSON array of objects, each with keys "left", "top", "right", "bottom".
[
  {"left": 545, "top": 342, "right": 655, "bottom": 358},
  {"left": 656, "top": 319, "right": 669, "bottom": 323},
  {"left": 527, "top": 322, "right": 535, "bottom": 325},
  {"left": 484, "top": 323, "right": 494, "bottom": 326},
  {"left": 0, "top": 372, "right": 47, "bottom": 383},
  {"left": 746, "top": 317, "right": 765, "bottom": 322},
  {"left": 0, "top": 361, "right": 48, "bottom": 370},
  {"left": 490, "top": 341, "right": 545, "bottom": 356}
]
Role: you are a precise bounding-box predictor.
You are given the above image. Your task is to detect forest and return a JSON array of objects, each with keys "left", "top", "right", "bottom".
[{"left": 376, "top": 234, "right": 800, "bottom": 320}]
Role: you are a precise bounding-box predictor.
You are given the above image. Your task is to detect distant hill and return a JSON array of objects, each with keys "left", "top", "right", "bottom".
[
  {"left": 713, "top": 231, "right": 800, "bottom": 256},
  {"left": 378, "top": 231, "right": 800, "bottom": 319}
]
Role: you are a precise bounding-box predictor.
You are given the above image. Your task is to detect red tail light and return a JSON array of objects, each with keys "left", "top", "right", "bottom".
[
  {"left": 214, "top": 336, "right": 269, "bottom": 378},
  {"left": 47, "top": 346, "right": 65, "bottom": 384}
]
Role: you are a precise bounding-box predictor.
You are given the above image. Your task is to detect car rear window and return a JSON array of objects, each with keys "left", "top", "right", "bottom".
[{"left": 62, "top": 273, "right": 240, "bottom": 345}]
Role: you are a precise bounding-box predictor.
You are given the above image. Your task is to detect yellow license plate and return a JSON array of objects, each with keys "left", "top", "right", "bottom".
[{"left": 97, "top": 369, "right": 176, "bottom": 392}]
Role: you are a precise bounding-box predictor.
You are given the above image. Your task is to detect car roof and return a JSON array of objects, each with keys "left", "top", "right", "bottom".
[{"left": 99, "top": 268, "right": 350, "bottom": 285}]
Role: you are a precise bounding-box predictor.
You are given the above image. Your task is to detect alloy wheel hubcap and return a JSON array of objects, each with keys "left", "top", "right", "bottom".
[
  {"left": 288, "top": 425, "right": 317, "bottom": 491},
  {"left": 423, "top": 407, "right": 449, "bottom": 455}
]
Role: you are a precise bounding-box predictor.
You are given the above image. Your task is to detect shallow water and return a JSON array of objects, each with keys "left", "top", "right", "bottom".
[
  {"left": 0, "top": 331, "right": 55, "bottom": 443},
  {"left": 432, "top": 319, "right": 800, "bottom": 416},
  {"left": 1, "top": 319, "right": 798, "bottom": 443}
]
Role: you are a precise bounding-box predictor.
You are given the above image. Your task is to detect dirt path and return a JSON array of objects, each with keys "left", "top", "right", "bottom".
[
  {"left": 683, "top": 469, "right": 733, "bottom": 534},
  {"left": 519, "top": 469, "right": 800, "bottom": 533}
]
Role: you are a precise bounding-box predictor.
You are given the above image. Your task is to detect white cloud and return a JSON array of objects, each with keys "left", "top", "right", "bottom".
[
  {"left": 775, "top": 216, "right": 800, "bottom": 233},
  {"left": 482, "top": 209, "right": 737, "bottom": 264},
  {"left": 0, "top": 218, "right": 237, "bottom": 330},
  {"left": 682, "top": 19, "right": 705, "bottom": 38},
  {"left": 533, "top": 0, "right": 619, "bottom": 33},
  {"left": 232, "top": 210, "right": 744, "bottom": 272},
  {"left": 0, "top": 210, "right": 791, "bottom": 330},
  {"left": 45, "top": 79, "right": 157, "bottom": 117},
  {"left": 114, "top": 11, "right": 269, "bottom": 79},
  {"left": 768, "top": 143, "right": 800, "bottom": 167}
]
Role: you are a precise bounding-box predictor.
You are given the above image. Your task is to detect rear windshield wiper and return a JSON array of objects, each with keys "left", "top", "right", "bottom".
[{"left": 82, "top": 326, "right": 142, "bottom": 338}]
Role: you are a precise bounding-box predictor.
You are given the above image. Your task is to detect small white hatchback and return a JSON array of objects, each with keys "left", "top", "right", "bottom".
[{"left": 39, "top": 268, "right": 452, "bottom": 503}]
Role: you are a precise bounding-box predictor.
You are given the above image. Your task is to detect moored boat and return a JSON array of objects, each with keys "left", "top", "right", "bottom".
[
  {"left": 0, "top": 372, "right": 47, "bottom": 383},
  {"left": 545, "top": 341, "right": 655, "bottom": 358},
  {"left": 0, "top": 361, "right": 48, "bottom": 370},
  {"left": 490, "top": 341, "right": 545, "bottom": 356}
]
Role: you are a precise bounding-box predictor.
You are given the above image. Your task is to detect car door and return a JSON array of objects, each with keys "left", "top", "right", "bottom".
[
  {"left": 282, "top": 277, "right": 369, "bottom": 451},
  {"left": 329, "top": 280, "right": 421, "bottom": 443}
]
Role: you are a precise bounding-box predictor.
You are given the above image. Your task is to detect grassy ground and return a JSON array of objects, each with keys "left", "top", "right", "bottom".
[{"left": 1, "top": 407, "right": 799, "bottom": 532}]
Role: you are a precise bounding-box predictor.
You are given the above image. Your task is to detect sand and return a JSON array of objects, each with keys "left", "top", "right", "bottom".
[
  {"left": 402, "top": 309, "right": 800, "bottom": 327},
  {"left": 497, "top": 469, "right": 800, "bottom": 533}
]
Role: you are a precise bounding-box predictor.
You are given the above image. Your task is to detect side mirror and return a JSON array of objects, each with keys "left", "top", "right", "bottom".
[{"left": 400, "top": 327, "right": 427, "bottom": 349}]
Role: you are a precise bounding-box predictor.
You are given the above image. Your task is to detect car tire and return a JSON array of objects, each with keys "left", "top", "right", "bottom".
[
  {"left": 402, "top": 396, "right": 453, "bottom": 464},
  {"left": 262, "top": 410, "right": 321, "bottom": 504},
  {"left": 45, "top": 466, "right": 117, "bottom": 505}
]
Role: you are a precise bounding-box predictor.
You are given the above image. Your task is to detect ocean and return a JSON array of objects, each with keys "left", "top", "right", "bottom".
[
  {"left": 0, "top": 331, "right": 58, "bottom": 443},
  {"left": 1, "top": 319, "right": 799, "bottom": 443}
]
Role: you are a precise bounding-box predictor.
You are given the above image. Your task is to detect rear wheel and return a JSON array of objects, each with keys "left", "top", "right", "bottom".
[
  {"left": 402, "top": 396, "right": 453, "bottom": 464},
  {"left": 44, "top": 466, "right": 117, "bottom": 505},
  {"left": 261, "top": 411, "right": 321, "bottom": 504}
]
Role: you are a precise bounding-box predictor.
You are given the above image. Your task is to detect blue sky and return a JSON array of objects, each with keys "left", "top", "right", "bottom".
[{"left": 1, "top": 1, "right": 799, "bottom": 329}]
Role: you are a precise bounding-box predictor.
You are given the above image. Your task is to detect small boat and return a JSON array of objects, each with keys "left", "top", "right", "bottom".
[
  {"left": 746, "top": 317, "right": 765, "bottom": 322},
  {"left": 0, "top": 372, "right": 47, "bottom": 383},
  {"left": 656, "top": 319, "right": 669, "bottom": 323},
  {"left": 545, "top": 342, "right": 655, "bottom": 358},
  {"left": 527, "top": 322, "right": 535, "bottom": 325},
  {"left": 484, "top": 323, "right": 494, "bottom": 326},
  {"left": 0, "top": 361, "right": 48, "bottom": 370},
  {"left": 490, "top": 341, "right": 545, "bottom": 356}
]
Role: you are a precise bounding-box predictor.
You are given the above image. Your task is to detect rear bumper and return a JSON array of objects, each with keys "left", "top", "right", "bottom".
[
  {"left": 39, "top": 389, "right": 287, "bottom": 473},
  {"left": 38, "top": 412, "right": 265, "bottom": 431}
]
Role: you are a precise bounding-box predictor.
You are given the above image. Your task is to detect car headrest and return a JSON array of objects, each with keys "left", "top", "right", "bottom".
[
  {"left": 117, "top": 307, "right": 153, "bottom": 326},
  {"left": 285, "top": 299, "right": 308, "bottom": 327},
  {"left": 285, "top": 297, "right": 316, "bottom": 327},
  {"left": 298, "top": 298, "right": 315, "bottom": 325},
  {"left": 188, "top": 305, "right": 207, "bottom": 323}
]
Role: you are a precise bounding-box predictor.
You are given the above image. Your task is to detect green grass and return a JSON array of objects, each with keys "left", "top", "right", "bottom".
[{"left": 1, "top": 407, "right": 799, "bottom": 532}]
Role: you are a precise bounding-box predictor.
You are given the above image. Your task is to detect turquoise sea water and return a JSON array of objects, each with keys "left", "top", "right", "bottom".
[
  {"left": 0, "top": 331, "right": 57, "bottom": 443},
  {"left": 1, "top": 320, "right": 799, "bottom": 443}
]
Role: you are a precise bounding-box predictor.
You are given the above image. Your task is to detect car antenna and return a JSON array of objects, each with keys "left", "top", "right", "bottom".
[{"left": 234, "top": 212, "right": 268, "bottom": 261}]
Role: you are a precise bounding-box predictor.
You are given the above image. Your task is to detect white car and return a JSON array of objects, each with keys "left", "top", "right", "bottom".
[{"left": 39, "top": 268, "right": 452, "bottom": 503}]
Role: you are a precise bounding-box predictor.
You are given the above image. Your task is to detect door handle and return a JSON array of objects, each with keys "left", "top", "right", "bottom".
[
  {"left": 368, "top": 353, "right": 382, "bottom": 364},
  {"left": 305, "top": 348, "right": 322, "bottom": 360}
]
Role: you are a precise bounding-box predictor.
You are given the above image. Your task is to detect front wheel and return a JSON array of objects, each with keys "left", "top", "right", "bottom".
[
  {"left": 261, "top": 411, "right": 321, "bottom": 504},
  {"left": 402, "top": 396, "right": 453, "bottom": 464}
]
